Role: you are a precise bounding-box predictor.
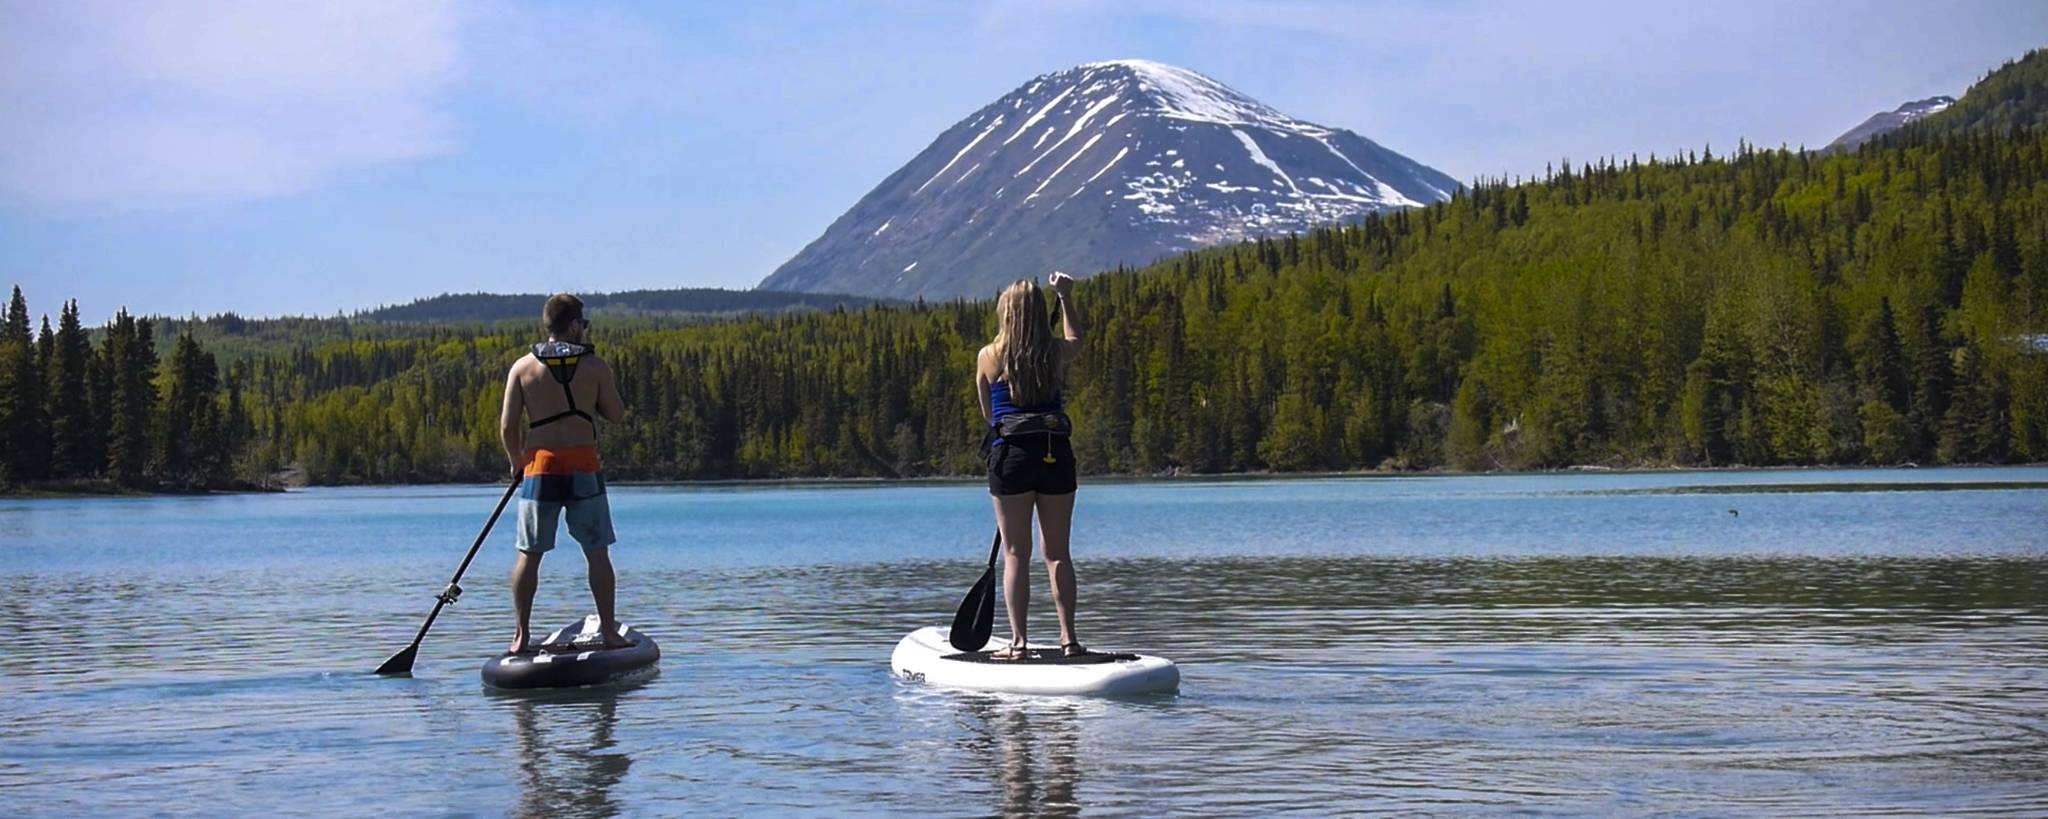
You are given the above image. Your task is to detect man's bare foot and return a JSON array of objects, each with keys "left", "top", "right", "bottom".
[
  {"left": 508, "top": 633, "right": 530, "bottom": 655},
  {"left": 599, "top": 622, "right": 631, "bottom": 649}
]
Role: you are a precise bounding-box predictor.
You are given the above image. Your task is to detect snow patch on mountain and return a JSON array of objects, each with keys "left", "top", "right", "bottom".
[
  {"left": 1825, "top": 95, "right": 1958, "bottom": 151},
  {"left": 1086, "top": 59, "right": 1296, "bottom": 129},
  {"left": 1233, "top": 129, "right": 1298, "bottom": 193}
]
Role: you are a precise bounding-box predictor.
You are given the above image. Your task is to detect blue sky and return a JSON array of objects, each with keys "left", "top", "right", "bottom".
[{"left": 2, "top": 1, "right": 2044, "bottom": 323}]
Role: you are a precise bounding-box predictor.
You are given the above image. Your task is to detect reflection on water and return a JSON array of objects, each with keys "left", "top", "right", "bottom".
[
  {"left": 503, "top": 685, "right": 643, "bottom": 819},
  {"left": 977, "top": 699, "right": 1083, "bottom": 818},
  {"left": 1, "top": 469, "right": 2046, "bottom": 815}
]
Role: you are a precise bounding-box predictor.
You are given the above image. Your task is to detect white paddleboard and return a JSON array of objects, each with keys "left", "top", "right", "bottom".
[{"left": 891, "top": 626, "right": 1179, "bottom": 697}]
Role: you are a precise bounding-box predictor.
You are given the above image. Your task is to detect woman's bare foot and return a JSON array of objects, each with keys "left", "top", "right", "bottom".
[
  {"left": 508, "top": 633, "right": 529, "bottom": 655},
  {"left": 599, "top": 622, "right": 632, "bottom": 649}
]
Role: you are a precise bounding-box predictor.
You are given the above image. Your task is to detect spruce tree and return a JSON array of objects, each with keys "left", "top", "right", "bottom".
[
  {"left": 4, "top": 287, "right": 28, "bottom": 345},
  {"left": 46, "top": 300, "right": 92, "bottom": 478},
  {"left": 105, "top": 310, "right": 158, "bottom": 486},
  {"left": 156, "top": 335, "right": 202, "bottom": 484},
  {"left": 36, "top": 316, "right": 51, "bottom": 379},
  {"left": 0, "top": 288, "right": 45, "bottom": 482},
  {"left": 0, "top": 344, "right": 22, "bottom": 484},
  {"left": 1907, "top": 303, "right": 1952, "bottom": 457},
  {"left": 1973, "top": 357, "right": 2013, "bottom": 463},
  {"left": 224, "top": 362, "right": 251, "bottom": 483},
  {"left": 1938, "top": 346, "right": 1988, "bottom": 463},
  {"left": 84, "top": 341, "right": 112, "bottom": 475},
  {"left": 33, "top": 316, "right": 58, "bottom": 476},
  {"left": 1852, "top": 297, "right": 1908, "bottom": 411},
  {"left": 1682, "top": 319, "right": 1749, "bottom": 465}
]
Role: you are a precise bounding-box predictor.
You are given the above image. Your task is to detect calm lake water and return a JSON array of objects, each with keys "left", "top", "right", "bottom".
[{"left": 4, "top": 468, "right": 2047, "bottom": 816}]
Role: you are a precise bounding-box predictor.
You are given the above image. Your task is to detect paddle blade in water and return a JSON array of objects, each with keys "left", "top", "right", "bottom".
[
  {"left": 949, "top": 530, "right": 1003, "bottom": 652},
  {"left": 373, "top": 644, "right": 417, "bottom": 676},
  {"left": 950, "top": 570, "right": 995, "bottom": 652}
]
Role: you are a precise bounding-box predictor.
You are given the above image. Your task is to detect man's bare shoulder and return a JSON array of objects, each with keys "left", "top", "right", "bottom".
[{"left": 577, "top": 353, "right": 615, "bottom": 380}]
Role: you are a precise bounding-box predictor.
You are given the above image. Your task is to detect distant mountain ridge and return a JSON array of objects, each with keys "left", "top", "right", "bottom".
[
  {"left": 1826, "top": 48, "right": 2048, "bottom": 152},
  {"left": 360, "top": 288, "right": 891, "bottom": 324},
  {"left": 758, "top": 59, "right": 1461, "bottom": 300},
  {"left": 1825, "top": 96, "right": 1956, "bottom": 151}
]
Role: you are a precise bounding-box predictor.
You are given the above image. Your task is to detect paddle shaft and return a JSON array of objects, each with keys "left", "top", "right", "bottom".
[
  {"left": 384, "top": 477, "right": 522, "bottom": 668},
  {"left": 979, "top": 527, "right": 1000, "bottom": 574}
]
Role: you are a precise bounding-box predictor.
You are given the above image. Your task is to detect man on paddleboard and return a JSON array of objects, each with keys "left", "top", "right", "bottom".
[{"left": 498, "top": 294, "right": 631, "bottom": 654}]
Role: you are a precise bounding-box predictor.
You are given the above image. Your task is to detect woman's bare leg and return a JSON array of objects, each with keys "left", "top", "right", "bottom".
[
  {"left": 992, "top": 492, "right": 1038, "bottom": 653},
  {"left": 1036, "top": 491, "right": 1078, "bottom": 648}
]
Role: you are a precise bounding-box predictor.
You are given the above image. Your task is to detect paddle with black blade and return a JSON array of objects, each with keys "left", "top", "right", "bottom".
[
  {"left": 949, "top": 529, "right": 1003, "bottom": 652},
  {"left": 374, "top": 477, "right": 522, "bottom": 675}
]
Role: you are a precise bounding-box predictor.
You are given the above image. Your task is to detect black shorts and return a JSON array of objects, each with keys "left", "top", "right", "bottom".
[{"left": 987, "top": 436, "right": 1077, "bottom": 496}]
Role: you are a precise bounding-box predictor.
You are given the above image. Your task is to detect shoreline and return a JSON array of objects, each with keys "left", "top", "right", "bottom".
[
  {"left": 0, "top": 479, "right": 285, "bottom": 499},
  {"left": 15, "top": 461, "right": 2026, "bottom": 496}
]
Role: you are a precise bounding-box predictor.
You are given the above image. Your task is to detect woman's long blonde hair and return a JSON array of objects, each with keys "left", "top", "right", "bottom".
[{"left": 992, "top": 279, "right": 1059, "bottom": 406}]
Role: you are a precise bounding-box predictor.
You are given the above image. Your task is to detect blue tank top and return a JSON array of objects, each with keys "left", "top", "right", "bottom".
[
  {"left": 990, "top": 379, "right": 1062, "bottom": 421},
  {"left": 990, "top": 379, "right": 1063, "bottom": 446}
]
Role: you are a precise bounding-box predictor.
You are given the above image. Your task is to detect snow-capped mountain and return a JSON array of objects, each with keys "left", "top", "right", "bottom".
[
  {"left": 758, "top": 60, "right": 1462, "bottom": 300},
  {"left": 1824, "top": 96, "right": 1956, "bottom": 151}
]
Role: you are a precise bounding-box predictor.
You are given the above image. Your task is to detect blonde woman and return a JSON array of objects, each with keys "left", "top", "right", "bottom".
[{"left": 976, "top": 271, "right": 1086, "bottom": 659}]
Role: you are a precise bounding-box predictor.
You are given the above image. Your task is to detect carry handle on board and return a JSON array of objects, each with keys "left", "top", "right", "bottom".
[
  {"left": 374, "top": 476, "right": 523, "bottom": 675},
  {"left": 948, "top": 530, "right": 1002, "bottom": 652}
]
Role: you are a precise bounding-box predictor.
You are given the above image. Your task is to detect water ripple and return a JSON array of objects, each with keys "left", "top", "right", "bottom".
[{"left": 2, "top": 471, "right": 2046, "bottom": 815}]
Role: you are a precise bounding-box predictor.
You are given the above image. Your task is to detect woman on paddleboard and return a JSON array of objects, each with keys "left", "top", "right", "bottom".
[{"left": 976, "top": 271, "right": 1086, "bottom": 659}]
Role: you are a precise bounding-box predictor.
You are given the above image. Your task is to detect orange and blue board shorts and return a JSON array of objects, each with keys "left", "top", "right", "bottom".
[{"left": 516, "top": 446, "right": 616, "bottom": 554}]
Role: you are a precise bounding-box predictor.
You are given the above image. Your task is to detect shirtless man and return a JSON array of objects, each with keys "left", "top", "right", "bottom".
[{"left": 499, "top": 294, "right": 631, "bottom": 653}]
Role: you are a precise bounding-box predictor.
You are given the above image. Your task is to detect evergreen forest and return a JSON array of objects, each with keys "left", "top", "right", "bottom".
[{"left": 5, "top": 51, "right": 2046, "bottom": 490}]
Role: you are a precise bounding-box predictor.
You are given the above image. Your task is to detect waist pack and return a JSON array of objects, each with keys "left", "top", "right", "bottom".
[
  {"left": 998, "top": 410, "right": 1072, "bottom": 439},
  {"left": 984, "top": 410, "right": 1073, "bottom": 465}
]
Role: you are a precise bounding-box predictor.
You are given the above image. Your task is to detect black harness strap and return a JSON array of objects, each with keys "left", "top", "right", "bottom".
[{"left": 527, "top": 343, "right": 598, "bottom": 436}]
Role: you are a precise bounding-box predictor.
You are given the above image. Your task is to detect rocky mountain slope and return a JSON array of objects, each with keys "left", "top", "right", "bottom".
[
  {"left": 759, "top": 59, "right": 1461, "bottom": 300},
  {"left": 1825, "top": 96, "right": 1956, "bottom": 151}
]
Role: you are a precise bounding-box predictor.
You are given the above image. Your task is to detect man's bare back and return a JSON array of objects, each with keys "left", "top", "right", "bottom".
[{"left": 501, "top": 352, "right": 625, "bottom": 461}]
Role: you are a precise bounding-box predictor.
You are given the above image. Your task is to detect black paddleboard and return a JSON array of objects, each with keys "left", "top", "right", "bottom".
[{"left": 482, "top": 616, "right": 659, "bottom": 689}]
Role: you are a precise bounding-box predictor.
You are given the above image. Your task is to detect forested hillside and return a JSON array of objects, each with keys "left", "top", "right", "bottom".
[
  {"left": 6, "top": 54, "right": 2047, "bottom": 489},
  {"left": 1902, "top": 49, "right": 2048, "bottom": 139}
]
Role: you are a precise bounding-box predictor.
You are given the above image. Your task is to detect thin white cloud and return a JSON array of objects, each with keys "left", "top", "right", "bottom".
[{"left": 0, "top": 0, "right": 462, "bottom": 213}]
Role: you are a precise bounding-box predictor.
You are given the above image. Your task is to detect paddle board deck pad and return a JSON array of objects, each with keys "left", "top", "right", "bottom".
[
  {"left": 482, "top": 616, "right": 659, "bottom": 689},
  {"left": 891, "top": 626, "right": 1178, "bottom": 696}
]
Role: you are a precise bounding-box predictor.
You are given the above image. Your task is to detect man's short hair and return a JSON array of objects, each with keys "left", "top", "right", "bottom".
[{"left": 543, "top": 293, "right": 584, "bottom": 336}]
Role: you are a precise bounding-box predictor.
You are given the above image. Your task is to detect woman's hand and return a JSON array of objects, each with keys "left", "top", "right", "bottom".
[{"left": 1047, "top": 270, "right": 1075, "bottom": 299}]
